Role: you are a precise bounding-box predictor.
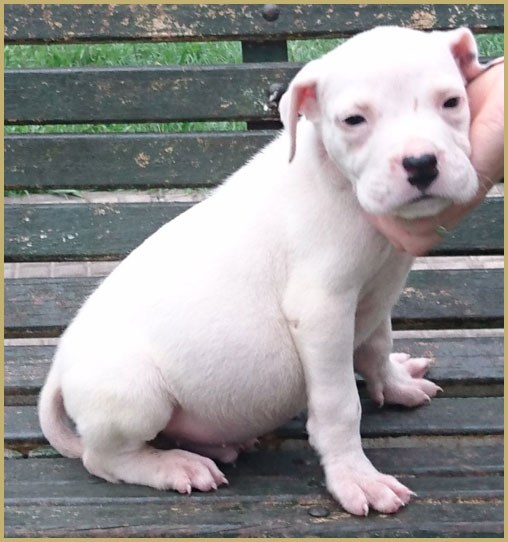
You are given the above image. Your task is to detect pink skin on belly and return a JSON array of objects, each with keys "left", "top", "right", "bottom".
[{"left": 160, "top": 407, "right": 259, "bottom": 463}]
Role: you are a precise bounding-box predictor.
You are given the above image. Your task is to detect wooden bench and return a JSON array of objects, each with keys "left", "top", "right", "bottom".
[{"left": 4, "top": 4, "right": 504, "bottom": 537}]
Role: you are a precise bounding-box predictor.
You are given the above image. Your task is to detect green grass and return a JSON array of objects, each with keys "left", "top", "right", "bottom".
[
  {"left": 476, "top": 33, "right": 505, "bottom": 57},
  {"left": 4, "top": 35, "right": 502, "bottom": 69},
  {"left": 4, "top": 41, "right": 243, "bottom": 69},
  {"left": 4, "top": 121, "right": 248, "bottom": 135},
  {"left": 4, "top": 34, "right": 504, "bottom": 135},
  {"left": 3, "top": 39, "right": 348, "bottom": 69}
]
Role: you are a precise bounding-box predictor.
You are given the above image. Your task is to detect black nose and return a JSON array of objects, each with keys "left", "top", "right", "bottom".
[{"left": 402, "top": 153, "right": 438, "bottom": 191}]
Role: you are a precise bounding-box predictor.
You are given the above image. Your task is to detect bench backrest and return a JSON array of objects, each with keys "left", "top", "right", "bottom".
[{"left": 5, "top": 4, "right": 504, "bottom": 190}]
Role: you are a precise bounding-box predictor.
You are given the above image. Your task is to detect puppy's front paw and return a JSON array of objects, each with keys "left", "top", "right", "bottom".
[
  {"left": 369, "top": 353, "right": 442, "bottom": 407},
  {"left": 325, "top": 462, "right": 413, "bottom": 516}
]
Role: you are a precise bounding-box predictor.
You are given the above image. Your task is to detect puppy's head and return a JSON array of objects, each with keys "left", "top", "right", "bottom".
[{"left": 280, "top": 26, "right": 487, "bottom": 218}]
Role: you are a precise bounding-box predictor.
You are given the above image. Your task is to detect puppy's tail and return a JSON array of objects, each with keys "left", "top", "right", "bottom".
[{"left": 38, "top": 369, "right": 83, "bottom": 458}]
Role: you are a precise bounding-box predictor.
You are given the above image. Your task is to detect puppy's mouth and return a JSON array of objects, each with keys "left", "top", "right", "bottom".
[
  {"left": 408, "top": 194, "right": 435, "bottom": 204},
  {"left": 394, "top": 194, "right": 450, "bottom": 219}
]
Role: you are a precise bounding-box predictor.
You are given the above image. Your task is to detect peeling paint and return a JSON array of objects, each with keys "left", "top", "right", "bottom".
[
  {"left": 135, "top": 152, "right": 151, "bottom": 168},
  {"left": 150, "top": 80, "right": 165, "bottom": 92},
  {"left": 410, "top": 9, "right": 437, "bottom": 30}
]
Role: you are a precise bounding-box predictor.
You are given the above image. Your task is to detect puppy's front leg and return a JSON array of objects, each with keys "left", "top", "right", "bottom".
[{"left": 284, "top": 288, "right": 412, "bottom": 516}]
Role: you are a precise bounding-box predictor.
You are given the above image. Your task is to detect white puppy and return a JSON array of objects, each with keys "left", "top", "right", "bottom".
[{"left": 39, "top": 26, "right": 486, "bottom": 516}]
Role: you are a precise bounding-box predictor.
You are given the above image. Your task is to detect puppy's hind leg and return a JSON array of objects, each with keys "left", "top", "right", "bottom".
[
  {"left": 83, "top": 445, "right": 228, "bottom": 494},
  {"left": 69, "top": 362, "right": 228, "bottom": 493},
  {"left": 354, "top": 317, "right": 441, "bottom": 407}
]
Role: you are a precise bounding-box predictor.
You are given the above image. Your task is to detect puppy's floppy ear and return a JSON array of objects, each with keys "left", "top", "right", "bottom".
[
  {"left": 441, "top": 27, "right": 487, "bottom": 82},
  {"left": 279, "top": 60, "right": 321, "bottom": 162}
]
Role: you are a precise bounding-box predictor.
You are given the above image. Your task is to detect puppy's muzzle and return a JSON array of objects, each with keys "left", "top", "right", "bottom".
[{"left": 402, "top": 153, "right": 438, "bottom": 191}]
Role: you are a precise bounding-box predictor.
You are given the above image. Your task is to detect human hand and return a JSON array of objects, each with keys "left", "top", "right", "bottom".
[{"left": 366, "top": 60, "right": 504, "bottom": 256}]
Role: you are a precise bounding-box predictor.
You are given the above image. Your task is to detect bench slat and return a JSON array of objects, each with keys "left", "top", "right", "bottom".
[
  {"left": 276, "top": 397, "right": 503, "bottom": 440},
  {"left": 5, "top": 4, "right": 504, "bottom": 44},
  {"left": 4, "top": 498, "right": 503, "bottom": 538},
  {"left": 4, "top": 469, "right": 504, "bottom": 507},
  {"left": 4, "top": 337, "right": 504, "bottom": 402},
  {"left": 5, "top": 202, "right": 191, "bottom": 261},
  {"left": 4, "top": 397, "right": 503, "bottom": 447},
  {"left": 3, "top": 132, "right": 506, "bottom": 203},
  {"left": 396, "top": 269, "right": 503, "bottom": 328},
  {"left": 5, "top": 64, "right": 298, "bottom": 125},
  {"left": 4, "top": 270, "right": 504, "bottom": 338},
  {"left": 5, "top": 443, "right": 504, "bottom": 487},
  {"left": 5, "top": 132, "right": 274, "bottom": 190},
  {"left": 5, "top": 199, "right": 503, "bottom": 261},
  {"left": 7, "top": 56, "right": 500, "bottom": 126}
]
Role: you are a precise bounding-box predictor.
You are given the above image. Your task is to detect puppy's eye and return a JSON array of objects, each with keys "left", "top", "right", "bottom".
[
  {"left": 443, "top": 97, "right": 460, "bottom": 108},
  {"left": 344, "top": 115, "right": 367, "bottom": 126}
]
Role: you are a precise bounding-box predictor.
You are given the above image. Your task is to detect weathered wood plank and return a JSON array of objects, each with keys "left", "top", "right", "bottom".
[
  {"left": 4, "top": 270, "right": 504, "bottom": 338},
  {"left": 4, "top": 132, "right": 275, "bottom": 190},
  {"left": 5, "top": 4, "right": 504, "bottom": 44},
  {"left": 4, "top": 496, "right": 503, "bottom": 537},
  {"left": 4, "top": 345, "right": 53, "bottom": 398},
  {"left": 4, "top": 398, "right": 503, "bottom": 447},
  {"left": 5, "top": 277, "right": 99, "bottom": 338},
  {"left": 277, "top": 397, "right": 503, "bottom": 440},
  {"left": 437, "top": 197, "right": 503, "bottom": 255},
  {"left": 4, "top": 443, "right": 504, "bottom": 493},
  {"left": 394, "top": 336, "right": 504, "bottom": 389},
  {"left": 4, "top": 198, "right": 503, "bottom": 261},
  {"left": 4, "top": 447, "right": 504, "bottom": 536},
  {"left": 5, "top": 202, "right": 192, "bottom": 261},
  {"left": 5, "top": 55, "right": 501, "bottom": 126},
  {"left": 5, "top": 64, "right": 298, "bottom": 124},
  {"left": 4, "top": 337, "right": 504, "bottom": 402},
  {"left": 4, "top": 438, "right": 503, "bottom": 537},
  {"left": 395, "top": 269, "right": 503, "bottom": 329},
  {"left": 4, "top": 469, "right": 504, "bottom": 506}
]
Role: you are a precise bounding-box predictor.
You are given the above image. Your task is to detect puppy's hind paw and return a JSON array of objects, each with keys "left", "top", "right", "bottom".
[
  {"left": 390, "top": 353, "right": 434, "bottom": 379},
  {"left": 378, "top": 353, "right": 442, "bottom": 408},
  {"left": 152, "top": 449, "right": 228, "bottom": 494}
]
